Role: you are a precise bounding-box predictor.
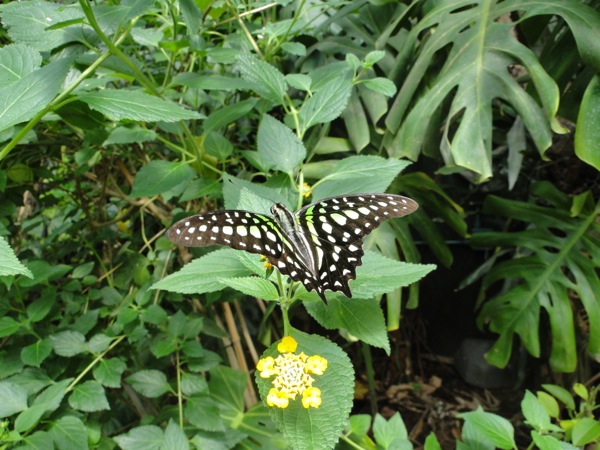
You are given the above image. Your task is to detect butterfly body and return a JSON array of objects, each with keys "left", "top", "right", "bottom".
[{"left": 168, "top": 193, "right": 418, "bottom": 300}]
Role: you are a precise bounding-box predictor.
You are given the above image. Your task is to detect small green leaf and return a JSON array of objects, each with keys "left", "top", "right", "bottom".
[
  {"left": 79, "top": 90, "right": 202, "bottom": 122},
  {"left": 299, "top": 76, "right": 353, "bottom": 131},
  {"left": 363, "top": 78, "right": 397, "bottom": 97},
  {"left": 0, "top": 382, "right": 28, "bottom": 417},
  {"left": 127, "top": 370, "right": 171, "bottom": 398},
  {"left": 219, "top": 276, "right": 280, "bottom": 301},
  {"left": 281, "top": 42, "right": 306, "bottom": 56},
  {"left": 521, "top": 390, "right": 551, "bottom": 431},
  {"left": 204, "top": 131, "right": 233, "bottom": 161},
  {"left": 237, "top": 54, "right": 287, "bottom": 104},
  {"left": 373, "top": 413, "right": 411, "bottom": 449},
  {"left": 572, "top": 417, "right": 600, "bottom": 446},
  {"left": 460, "top": 410, "right": 516, "bottom": 449},
  {"left": 20, "top": 338, "right": 53, "bottom": 367},
  {"left": 68, "top": 380, "right": 110, "bottom": 412},
  {"left": 257, "top": 114, "right": 306, "bottom": 174},
  {"left": 15, "top": 404, "right": 46, "bottom": 433},
  {"left": 285, "top": 74, "right": 312, "bottom": 91},
  {"left": 180, "top": 373, "right": 208, "bottom": 397},
  {"left": 130, "top": 160, "right": 195, "bottom": 198},
  {"left": 531, "top": 432, "right": 563, "bottom": 450},
  {"left": 0, "top": 316, "right": 21, "bottom": 338},
  {"left": 203, "top": 98, "right": 258, "bottom": 133},
  {"left": 94, "top": 358, "right": 127, "bottom": 388},
  {"left": 536, "top": 391, "right": 559, "bottom": 418},
  {"left": 103, "top": 125, "right": 157, "bottom": 145},
  {"left": 0, "top": 236, "right": 33, "bottom": 278},
  {"left": 163, "top": 420, "right": 189, "bottom": 450},
  {"left": 49, "top": 330, "right": 86, "bottom": 357},
  {"left": 572, "top": 383, "right": 588, "bottom": 400},
  {"left": 49, "top": 416, "right": 88, "bottom": 450},
  {"left": 364, "top": 51, "right": 385, "bottom": 67},
  {"left": 114, "top": 425, "right": 164, "bottom": 450},
  {"left": 542, "top": 384, "right": 576, "bottom": 411},
  {"left": 185, "top": 395, "right": 225, "bottom": 431}
]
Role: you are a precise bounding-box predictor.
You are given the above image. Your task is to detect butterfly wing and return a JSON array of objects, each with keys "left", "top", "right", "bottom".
[
  {"left": 297, "top": 193, "right": 418, "bottom": 297},
  {"left": 166, "top": 210, "right": 285, "bottom": 259}
]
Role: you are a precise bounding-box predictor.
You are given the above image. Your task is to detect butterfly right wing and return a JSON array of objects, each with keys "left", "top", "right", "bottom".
[{"left": 167, "top": 210, "right": 285, "bottom": 259}]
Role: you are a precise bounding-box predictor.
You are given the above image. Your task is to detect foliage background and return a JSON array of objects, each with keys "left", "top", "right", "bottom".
[{"left": 0, "top": 0, "right": 599, "bottom": 449}]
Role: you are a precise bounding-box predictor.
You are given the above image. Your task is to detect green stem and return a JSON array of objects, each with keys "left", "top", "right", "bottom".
[{"left": 361, "top": 341, "right": 378, "bottom": 416}]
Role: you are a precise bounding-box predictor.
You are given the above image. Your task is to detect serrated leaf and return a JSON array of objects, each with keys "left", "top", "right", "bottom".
[
  {"left": 79, "top": 90, "right": 202, "bottom": 122},
  {"left": 15, "top": 404, "right": 46, "bottom": 433},
  {"left": 299, "top": 76, "right": 353, "bottom": 131},
  {"left": 152, "top": 248, "right": 253, "bottom": 295},
  {"left": 257, "top": 114, "right": 306, "bottom": 174},
  {"left": 203, "top": 98, "right": 258, "bottom": 133},
  {"left": 93, "top": 358, "right": 127, "bottom": 388},
  {"left": 49, "top": 330, "right": 86, "bottom": 357},
  {"left": 460, "top": 410, "right": 516, "bottom": 449},
  {"left": 0, "top": 44, "right": 42, "bottom": 88},
  {"left": 236, "top": 54, "right": 287, "bottom": 104},
  {"left": 304, "top": 297, "right": 389, "bottom": 353},
  {"left": 20, "top": 339, "right": 53, "bottom": 367},
  {"left": 49, "top": 415, "right": 88, "bottom": 450},
  {"left": 68, "top": 380, "right": 110, "bottom": 412},
  {"left": 255, "top": 331, "right": 354, "bottom": 450},
  {"left": 0, "top": 236, "right": 33, "bottom": 278},
  {"left": 311, "top": 155, "right": 412, "bottom": 200},
  {"left": 185, "top": 395, "right": 225, "bottom": 431},
  {"left": 127, "top": 370, "right": 171, "bottom": 398},
  {"left": 0, "top": 382, "right": 28, "bottom": 417},
  {"left": 219, "top": 276, "right": 280, "bottom": 301},
  {"left": 162, "top": 420, "right": 189, "bottom": 450},
  {"left": 114, "top": 425, "right": 164, "bottom": 450},
  {"left": 130, "top": 160, "right": 195, "bottom": 198},
  {"left": 0, "top": 316, "right": 21, "bottom": 338},
  {"left": 103, "top": 125, "right": 157, "bottom": 145},
  {"left": 521, "top": 390, "right": 551, "bottom": 431},
  {"left": 0, "top": 58, "right": 70, "bottom": 133}
]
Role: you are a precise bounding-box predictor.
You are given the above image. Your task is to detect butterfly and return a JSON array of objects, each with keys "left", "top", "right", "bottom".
[{"left": 167, "top": 193, "right": 418, "bottom": 300}]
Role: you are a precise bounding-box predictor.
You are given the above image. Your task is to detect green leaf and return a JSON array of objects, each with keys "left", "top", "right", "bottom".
[
  {"left": 424, "top": 433, "right": 443, "bottom": 450},
  {"left": 0, "top": 58, "right": 70, "bottom": 133},
  {"left": 162, "top": 420, "right": 189, "bottom": 450},
  {"left": 180, "top": 373, "right": 208, "bottom": 397},
  {"left": 0, "top": 381, "right": 28, "bottom": 417},
  {"left": 460, "top": 410, "right": 516, "bottom": 449},
  {"left": 130, "top": 160, "right": 195, "bottom": 198},
  {"left": 299, "top": 76, "right": 353, "bottom": 132},
  {"left": 372, "top": 413, "right": 412, "bottom": 449},
  {"left": 471, "top": 187, "right": 600, "bottom": 371},
  {"left": 542, "top": 384, "right": 576, "bottom": 411},
  {"left": 203, "top": 98, "right": 258, "bottom": 133},
  {"left": 362, "top": 78, "right": 397, "bottom": 97},
  {"left": 0, "top": 44, "right": 42, "bottom": 88},
  {"left": 257, "top": 114, "right": 306, "bottom": 174},
  {"left": 93, "top": 358, "right": 127, "bottom": 388},
  {"left": 15, "top": 404, "right": 47, "bottom": 433},
  {"left": 311, "top": 156, "right": 412, "bottom": 200},
  {"left": 572, "top": 417, "right": 600, "bottom": 446},
  {"left": 20, "top": 339, "right": 53, "bottom": 367},
  {"left": 521, "top": 390, "right": 551, "bottom": 431},
  {"left": 0, "top": 236, "right": 33, "bottom": 278},
  {"left": 32, "top": 379, "right": 71, "bottom": 415},
  {"left": 236, "top": 54, "right": 287, "bottom": 104},
  {"left": 49, "top": 415, "right": 88, "bottom": 450},
  {"left": 185, "top": 395, "right": 225, "bottom": 431},
  {"left": 342, "top": 91, "right": 370, "bottom": 152},
  {"left": 49, "top": 330, "right": 86, "bottom": 357},
  {"left": 127, "top": 370, "right": 171, "bottom": 398},
  {"left": 68, "top": 380, "right": 110, "bottom": 412},
  {"left": 114, "top": 425, "right": 164, "bottom": 450},
  {"left": 103, "top": 125, "right": 157, "bottom": 145},
  {"left": 285, "top": 73, "right": 312, "bottom": 91},
  {"left": 152, "top": 248, "right": 253, "bottom": 295},
  {"left": 0, "top": 316, "right": 21, "bottom": 338},
  {"left": 575, "top": 74, "right": 600, "bottom": 170},
  {"left": 171, "top": 73, "right": 252, "bottom": 91},
  {"left": 208, "top": 366, "right": 248, "bottom": 424},
  {"left": 204, "top": 131, "right": 233, "bottom": 161},
  {"left": 219, "top": 276, "right": 280, "bottom": 301},
  {"left": 79, "top": 90, "right": 202, "bottom": 122},
  {"left": 531, "top": 432, "right": 563, "bottom": 450},
  {"left": 304, "top": 297, "right": 389, "bottom": 353},
  {"left": 536, "top": 391, "right": 560, "bottom": 418},
  {"left": 255, "top": 331, "right": 354, "bottom": 450}
]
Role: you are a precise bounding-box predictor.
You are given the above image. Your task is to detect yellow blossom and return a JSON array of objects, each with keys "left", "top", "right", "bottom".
[
  {"left": 256, "top": 356, "right": 277, "bottom": 377},
  {"left": 277, "top": 336, "right": 298, "bottom": 353},
  {"left": 257, "top": 336, "right": 328, "bottom": 409},
  {"left": 301, "top": 387, "right": 322, "bottom": 408},
  {"left": 267, "top": 388, "right": 290, "bottom": 408},
  {"left": 305, "top": 355, "right": 328, "bottom": 375},
  {"left": 302, "top": 182, "right": 312, "bottom": 198}
]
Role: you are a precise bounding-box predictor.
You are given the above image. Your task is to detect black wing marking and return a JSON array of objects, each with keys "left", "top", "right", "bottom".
[
  {"left": 297, "top": 194, "right": 418, "bottom": 298},
  {"left": 166, "top": 210, "right": 284, "bottom": 259}
]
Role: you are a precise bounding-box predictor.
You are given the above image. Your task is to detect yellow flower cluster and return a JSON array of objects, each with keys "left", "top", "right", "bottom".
[{"left": 257, "top": 336, "right": 328, "bottom": 409}]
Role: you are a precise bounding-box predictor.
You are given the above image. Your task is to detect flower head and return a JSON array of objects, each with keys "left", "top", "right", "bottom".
[{"left": 257, "top": 336, "right": 327, "bottom": 409}]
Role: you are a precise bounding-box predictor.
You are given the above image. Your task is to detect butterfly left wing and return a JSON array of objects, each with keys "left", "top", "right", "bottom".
[
  {"left": 167, "top": 210, "right": 285, "bottom": 259},
  {"left": 297, "top": 193, "right": 418, "bottom": 298}
]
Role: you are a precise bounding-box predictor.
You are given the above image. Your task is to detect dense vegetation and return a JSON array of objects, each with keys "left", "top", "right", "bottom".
[{"left": 0, "top": 1, "right": 599, "bottom": 449}]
